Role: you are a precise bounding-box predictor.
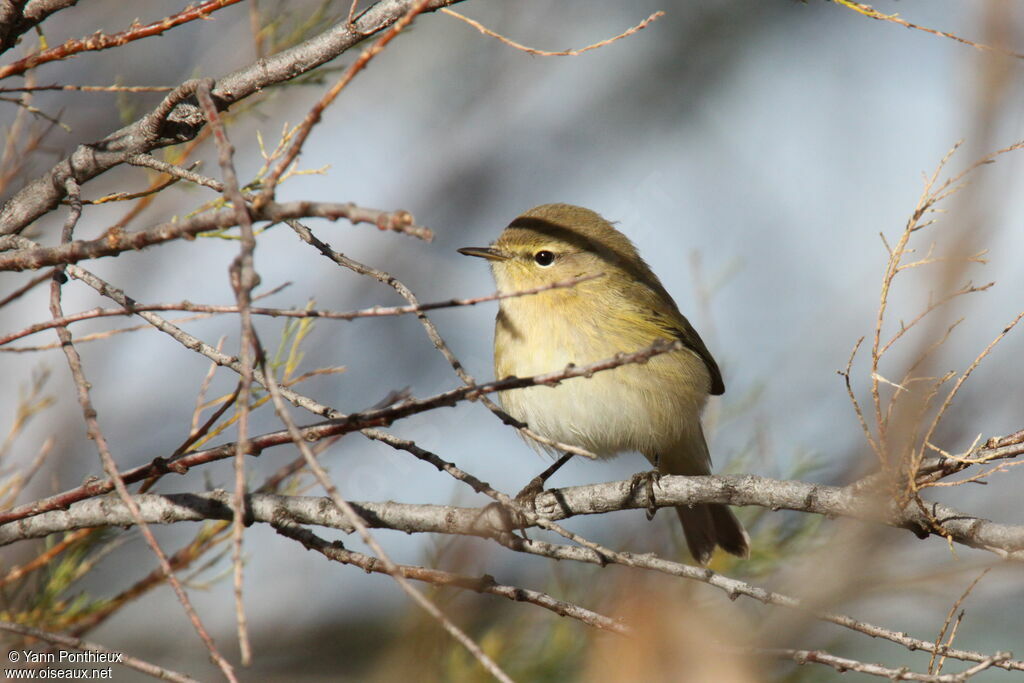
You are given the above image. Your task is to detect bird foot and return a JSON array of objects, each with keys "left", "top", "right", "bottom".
[
  {"left": 515, "top": 475, "right": 547, "bottom": 510},
  {"left": 629, "top": 469, "right": 662, "bottom": 520}
]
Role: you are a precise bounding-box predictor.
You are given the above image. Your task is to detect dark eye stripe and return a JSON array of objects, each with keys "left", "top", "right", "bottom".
[{"left": 534, "top": 250, "right": 555, "bottom": 266}]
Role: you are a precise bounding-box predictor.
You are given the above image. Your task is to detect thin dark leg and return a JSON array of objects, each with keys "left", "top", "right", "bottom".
[{"left": 515, "top": 453, "right": 574, "bottom": 502}]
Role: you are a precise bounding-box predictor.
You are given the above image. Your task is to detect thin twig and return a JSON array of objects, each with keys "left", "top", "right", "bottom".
[
  {"left": 912, "top": 312, "right": 1024, "bottom": 487},
  {"left": 274, "top": 523, "right": 628, "bottom": 634},
  {"left": 0, "top": 269, "right": 53, "bottom": 309},
  {"left": 442, "top": 9, "right": 664, "bottom": 57},
  {"left": 0, "top": 0, "right": 246, "bottom": 80},
  {"left": 930, "top": 569, "right": 990, "bottom": 675},
  {"left": 259, "top": 0, "right": 433, "bottom": 201},
  {"left": 832, "top": 0, "right": 1024, "bottom": 60},
  {"left": 0, "top": 275, "right": 598, "bottom": 346},
  {"left": 257, "top": 343, "right": 514, "bottom": 683},
  {"left": 70, "top": 171, "right": 183, "bottom": 205},
  {"left": 126, "top": 153, "right": 224, "bottom": 191},
  {"left": 196, "top": 78, "right": 255, "bottom": 668},
  {"left": 0, "top": 83, "right": 174, "bottom": 93},
  {"left": 43, "top": 182, "right": 237, "bottom": 682},
  {"left": 746, "top": 646, "right": 1009, "bottom": 682},
  {"left": 0, "top": 200, "right": 430, "bottom": 271},
  {"left": 191, "top": 337, "right": 228, "bottom": 434}
]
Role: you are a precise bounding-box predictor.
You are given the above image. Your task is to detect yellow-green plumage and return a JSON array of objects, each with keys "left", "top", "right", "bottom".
[{"left": 466, "top": 203, "right": 748, "bottom": 564}]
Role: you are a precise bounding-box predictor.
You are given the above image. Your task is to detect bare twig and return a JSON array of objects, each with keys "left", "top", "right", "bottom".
[
  {"left": 912, "top": 311, "right": 1024, "bottom": 489},
  {"left": 0, "top": 0, "right": 246, "bottom": 80},
  {"left": 930, "top": 569, "right": 990, "bottom": 675},
  {"left": 259, "top": 0, "right": 432, "bottom": 202},
  {"left": 832, "top": 1, "right": 1024, "bottom": 60},
  {"left": 0, "top": 269, "right": 53, "bottom": 308},
  {"left": 257, "top": 341, "right": 514, "bottom": 683},
  {"left": 0, "top": 200, "right": 430, "bottom": 271},
  {"left": 0, "top": 274, "right": 598, "bottom": 346},
  {"left": 70, "top": 171, "right": 184, "bottom": 205},
  {"left": 274, "top": 523, "right": 628, "bottom": 634},
  {"left": 7, "top": 476, "right": 1022, "bottom": 559},
  {"left": 126, "top": 154, "right": 224, "bottom": 192},
  {"left": 442, "top": 9, "right": 664, "bottom": 57},
  {"left": 747, "top": 646, "right": 1009, "bottom": 682},
  {"left": 0, "top": 83, "right": 173, "bottom": 93},
  {"left": 196, "top": 78, "right": 255, "bottom": 667},
  {"left": 44, "top": 182, "right": 236, "bottom": 681}
]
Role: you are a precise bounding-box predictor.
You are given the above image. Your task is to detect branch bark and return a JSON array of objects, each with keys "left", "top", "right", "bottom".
[
  {"left": 0, "top": 201, "right": 429, "bottom": 271},
  {"left": 4, "top": 474, "right": 1021, "bottom": 559}
]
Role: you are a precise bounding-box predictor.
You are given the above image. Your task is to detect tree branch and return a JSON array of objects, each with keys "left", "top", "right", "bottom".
[
  {"left": 273, "top": 522, "right": 628, "bottom": 634},
  {"left": 5, "top": 487, "right": 1020, "bottom": 673},
  {"left": 743, "top": 646, "right": 1010, "bottom": 682},
  {"left": 5, "top": 471, "right": 1022, "bottom": 558},
  {"left": 0, "top": 0, "right": 464, "bottom": 235},
  {"left": 0, "top": 200, "right": 430, "bottom": 271},
  {"left": 0, "top": 0, "right": 245, "bottom": 80}
]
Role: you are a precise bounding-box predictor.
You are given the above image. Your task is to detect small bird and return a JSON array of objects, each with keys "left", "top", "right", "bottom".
[{"left": 458, "top": 203, "right": 749, "bottom": 564}]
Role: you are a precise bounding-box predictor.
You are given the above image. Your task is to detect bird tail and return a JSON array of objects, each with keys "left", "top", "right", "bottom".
[
  {"left": 655, "top": 428, "right": 750, "bottom": 565},
  {"left": 674, "top": 503, "right": 749, "bottom": 566}
]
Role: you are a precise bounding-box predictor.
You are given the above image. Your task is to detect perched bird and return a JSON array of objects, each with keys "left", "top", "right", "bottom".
[{"left": 458, "top": 203, "right": 749, "bottom": 564}]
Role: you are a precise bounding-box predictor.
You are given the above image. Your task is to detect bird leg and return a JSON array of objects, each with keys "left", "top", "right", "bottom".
[
  {"left": 515, "top": 453, "right": 574, "bottom": 507},
  {"left": 630, "top": 453, "right": 661, "bottom": 520}
]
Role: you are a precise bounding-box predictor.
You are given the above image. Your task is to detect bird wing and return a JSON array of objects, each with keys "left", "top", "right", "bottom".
[{"left": 644, "top": 307, "right": 725, "bottom": 396}]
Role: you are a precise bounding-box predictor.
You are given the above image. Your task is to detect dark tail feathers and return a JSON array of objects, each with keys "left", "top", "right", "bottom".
[{"left": 676, "top": 503, "right": 750, "bottom": 566}]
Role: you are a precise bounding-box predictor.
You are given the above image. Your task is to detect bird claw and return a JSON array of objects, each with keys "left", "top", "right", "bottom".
[
  {"left": 515, "top": 475, "right": 546, "bottom": 510},
  {"left": 629, "top": 469, "right": 662, "bottom": 520}
]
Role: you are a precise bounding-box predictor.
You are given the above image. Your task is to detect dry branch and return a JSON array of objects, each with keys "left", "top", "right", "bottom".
[
  {"left": 0, "top": 0, "right": 467, "bottom": 234},
  {"left": 4, "top": 472, "right": 1021, "bottom": 557},
  {"left": 0, "top": 1, "right": 245, "bottom": 80},
  {"left": 10, "top": 488, "right": 1019, "bottom": 673},
  {"left": 274, "top": 523, "right": 628, "bottom": 634},
  {"left": 0, "top": 274, "right": 599, "bottom": 347},
  {"left": 0, "top": 200, "right": 429, "bottom": 271}
]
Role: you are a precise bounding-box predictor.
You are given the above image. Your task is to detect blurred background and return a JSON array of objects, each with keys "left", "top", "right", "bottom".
[{"left": 1, "top": 1, "right": 1022, "bottom": 680}]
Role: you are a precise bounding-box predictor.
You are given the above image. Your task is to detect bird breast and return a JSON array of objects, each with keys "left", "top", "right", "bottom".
[{"left": 493, "top": 295, "right": 709, "bottom": 459}]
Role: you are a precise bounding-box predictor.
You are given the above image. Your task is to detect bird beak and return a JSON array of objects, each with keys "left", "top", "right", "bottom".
[{"left": 457, "top": 246, "right": 511, "bottom": 261}]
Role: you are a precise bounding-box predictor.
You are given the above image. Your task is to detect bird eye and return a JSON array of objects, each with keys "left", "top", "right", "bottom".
[{"left": 533, "top": 250, "right": 555, "bottom": 267}]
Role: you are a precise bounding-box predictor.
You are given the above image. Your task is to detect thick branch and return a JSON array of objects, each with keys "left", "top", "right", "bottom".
[
  {"left": 5, "top": 486, "right": 1022, "bottom": 673},
  {"left": 0, "top": 0, "right": 78, "bottom": 55},
  {"left": 4, "top": 474, "right": 1022, "bottom": 559}
]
